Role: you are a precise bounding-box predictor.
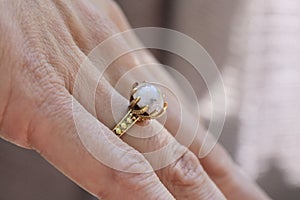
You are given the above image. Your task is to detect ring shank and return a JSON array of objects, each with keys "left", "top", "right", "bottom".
[{"left": 113, "top": 109, "right": 140, "bottom": 137}]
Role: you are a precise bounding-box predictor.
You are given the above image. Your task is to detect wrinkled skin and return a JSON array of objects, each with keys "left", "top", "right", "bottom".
[{"left": 0, "top": 0, "right": 270, "bottom": 199}]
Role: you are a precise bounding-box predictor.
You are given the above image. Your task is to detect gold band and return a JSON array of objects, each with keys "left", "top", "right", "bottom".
[{"left": 113, "top": 109, "right": 140, "bottom": 137}]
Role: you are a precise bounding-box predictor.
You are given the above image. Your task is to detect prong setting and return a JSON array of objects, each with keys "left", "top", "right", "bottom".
[
  {"left": 132, "top": 82, "right": 139, "bottom": 89},
  {"left": 113, "top": 82, "right": 167, "bottom": 137},
  {"left": 129, "top": 82, "right": 167, "bottom": 121}
]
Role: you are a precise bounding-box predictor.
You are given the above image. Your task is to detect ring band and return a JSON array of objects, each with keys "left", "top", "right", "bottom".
[{"left": 113, "top": 82, "right": 168, "bottom": 137}]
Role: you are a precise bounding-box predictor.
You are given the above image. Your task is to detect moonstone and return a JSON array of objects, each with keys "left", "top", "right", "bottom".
[{"left": 133, "top": 83, "right": 164, "bottom": 114}]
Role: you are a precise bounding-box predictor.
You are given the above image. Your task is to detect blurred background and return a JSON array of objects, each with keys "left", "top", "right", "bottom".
[{"left": 1, "top": 0, "right": 300, "bottom": 199}]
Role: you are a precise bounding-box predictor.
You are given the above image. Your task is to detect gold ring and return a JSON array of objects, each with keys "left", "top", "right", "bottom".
[{"left": 113, "top": 82, "right": 168, "bottom": 137}]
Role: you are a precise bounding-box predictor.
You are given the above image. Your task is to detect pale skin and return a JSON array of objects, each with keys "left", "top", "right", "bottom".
[{"left": 0, "top": 0, "right": 271, "bottom": 199}]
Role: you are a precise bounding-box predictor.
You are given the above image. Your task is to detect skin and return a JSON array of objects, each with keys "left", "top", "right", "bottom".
[{"left": 0, "top": 0, "right": 271, "bottom": 199}]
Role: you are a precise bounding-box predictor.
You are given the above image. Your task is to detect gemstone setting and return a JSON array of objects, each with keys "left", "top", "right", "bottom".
[{"left": 132, "top": 83, "right": 164, "bottom": 115}]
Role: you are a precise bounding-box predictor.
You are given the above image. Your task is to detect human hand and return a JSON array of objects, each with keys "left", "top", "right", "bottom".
[{"left": 0, "top": 0, "right": 270, "bottom": 199}]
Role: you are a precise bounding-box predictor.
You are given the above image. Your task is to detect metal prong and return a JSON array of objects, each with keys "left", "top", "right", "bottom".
[
  {"left": 130, "top": 87, "right": 138, "bottom": 96},
  {"left": 153, "top": 102, "right": 168, "bottom": 118},
  {"left": 132, "top": 105, "right": 149, "bottom": 115},
  {"left": 132, "top": 82, "right": 139, "bottom": 89},
  {"left": 163, "top": 102, "right": 168, "bottom": 110},
  {"left": 129, "top": 97, "right": 141, "bottom": 108},
  {"left": 130, "top": 82, "right": 139, "bottom": 96}
]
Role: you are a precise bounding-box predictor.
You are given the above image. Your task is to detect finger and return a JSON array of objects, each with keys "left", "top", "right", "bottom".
[
  {"left": 199, "top": 143, "right": 271, "bottom": 199},
  {"left": 26, "top": 85, "right": 174, "bottom": 200}
]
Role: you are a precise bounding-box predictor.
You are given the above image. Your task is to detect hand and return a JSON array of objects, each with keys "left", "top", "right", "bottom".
[{"left": 0, "top": 0, "right": 270, "bottom": 199}]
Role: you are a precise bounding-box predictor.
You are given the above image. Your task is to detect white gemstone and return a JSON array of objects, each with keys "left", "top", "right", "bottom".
[{"left": 133, "top": 83, "right": 164, "bottom": 114}]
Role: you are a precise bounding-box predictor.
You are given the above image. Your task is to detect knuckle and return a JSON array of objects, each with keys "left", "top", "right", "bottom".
[
  {"left": 165, "top": 151, "right": 223, "bottom": 200},
  {"left": 168, "top": 151, "right": 205, "bottom": 186},
  {"left": 112, "top": 149, "right": 158, "bottom": 192},
  {"left": 116, "top": 149, "right": 150, "bottom": 173}
]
